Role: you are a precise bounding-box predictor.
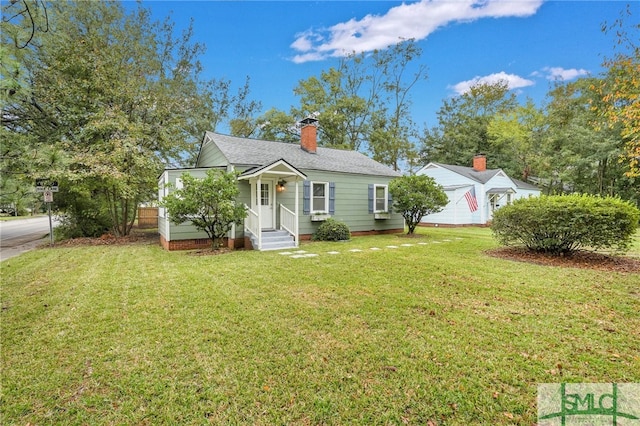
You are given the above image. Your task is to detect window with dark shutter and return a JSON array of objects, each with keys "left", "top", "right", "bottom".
[
  {"left": 305, "top": 181, "right": 333, "bottom": 215},
  {"left": 329, "top": 182, "right": 335, "bottom": 215},
  {"left": 303, "top": 181, "right": 310, "bottom": 215}
]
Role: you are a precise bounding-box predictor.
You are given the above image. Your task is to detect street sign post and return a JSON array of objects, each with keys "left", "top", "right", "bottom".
[{"left": 36, "top": 179, "right": 58, "bottom": 246}]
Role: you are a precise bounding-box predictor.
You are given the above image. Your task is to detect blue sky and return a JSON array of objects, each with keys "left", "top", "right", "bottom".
[{"left": 136, "top": 0, "right": 633, "bottom": 132}]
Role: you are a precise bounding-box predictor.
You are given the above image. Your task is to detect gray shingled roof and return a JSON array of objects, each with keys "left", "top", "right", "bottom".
[
  {"left": 434, "top": 163, "right": 502, "bottom": 184},
  {"left": 434, "top": 162, "right": 539, "bottom": 190},
  {"left": 510, "top": 177, "right": 539, "bottom": 190},
  {"left": 205, "top": 132, "right": 401, "bottom": 177}
]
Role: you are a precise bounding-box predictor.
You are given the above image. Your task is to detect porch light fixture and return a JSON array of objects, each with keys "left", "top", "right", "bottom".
[{"left": 276, "top": 179, "right": 287, "bottom": 192}]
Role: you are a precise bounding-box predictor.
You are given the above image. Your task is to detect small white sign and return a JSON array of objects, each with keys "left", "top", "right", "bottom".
[
  {"left": 44, "top": 190, "right": 53, "bottom": 203},
  {"left": 35, "top": 179, "right": 59, "bottom": 192}
]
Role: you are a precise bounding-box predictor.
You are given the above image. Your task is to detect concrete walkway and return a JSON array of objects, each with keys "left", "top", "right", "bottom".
[{"left": 278, "top": 238, "right": 462, "bottom": 259}]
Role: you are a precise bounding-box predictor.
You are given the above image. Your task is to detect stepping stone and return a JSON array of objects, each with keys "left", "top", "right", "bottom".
[
  {"left": 432, "top": 241, "right": 442, "bottom": 244},
  {"left": 292, "top": 250, "right": 307, "bottom": 254},
  {"left": 370, "top": 247, "right": 381, "bottom": 251},
  {"left": 291, "top": 253, "right": 318, "bottom": 258},
  {"left": 279, "top": 252, "right": 293, "bottom": 255},
  {"left": 386, "top": 245, "right": 398, "bottom": 249},
  {"left": 349, "top": 249, "right": 362, "bottom": 252},
  {"left": 442, "top": 239, "right": 452, "bottom": 242},
  {"left": 401, "top": 243, "right": 414, "bottom": 247},
  {"left": 418, "top": 242, "right": 429, "bottom": 245},
  {"left": 327, "top": 251, "right": 340, "bottom": 255}
]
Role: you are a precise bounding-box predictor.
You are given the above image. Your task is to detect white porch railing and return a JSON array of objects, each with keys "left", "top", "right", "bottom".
[
  {"left": 245, "top": 204, "right": 259, "bottom": 241},
  {"left": 279, "top": 204, "right": 297, "bottom": 245}
]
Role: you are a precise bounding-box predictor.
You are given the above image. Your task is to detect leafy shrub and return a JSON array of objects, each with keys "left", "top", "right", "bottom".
[
  {"left": 312, "top": 218, "right": 351, "bottom": 241},
  {"left": 54, "top": 195, "right": 111, "bottom": 240},
  {"left": 389, "top": 175, "right": 448, "bottom": 234},
  {"left": 54, "top": 209, "right": 111, "bottom": 240},
  {"left": 491, "top": 194, "right": 639, "bottom": 255},
  {"left": 162, "top": 170, "right": 247, "bottom": 249},
  {"left": 52, "top": 184, "right": 113, "bottom": 239}
]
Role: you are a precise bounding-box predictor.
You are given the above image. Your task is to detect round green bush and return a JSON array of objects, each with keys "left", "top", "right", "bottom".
[
  {"left": 312, "top": 218, "right": 351, "bottom": 241},
  {"left": 491, "top": 194, "right": 639, "bottom": 255}
]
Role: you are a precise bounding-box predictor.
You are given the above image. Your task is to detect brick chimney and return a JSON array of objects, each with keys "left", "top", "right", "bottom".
[
  {"left": 300, "top": 117, "right": 318, "bottom": 154},
  {"left": 473, "top": 154, "right": 486, "bottom": 172}
]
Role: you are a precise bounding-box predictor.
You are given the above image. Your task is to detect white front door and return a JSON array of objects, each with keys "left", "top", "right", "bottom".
[{"left": 259, "top": 182, "right": 274, "bottom": 229}]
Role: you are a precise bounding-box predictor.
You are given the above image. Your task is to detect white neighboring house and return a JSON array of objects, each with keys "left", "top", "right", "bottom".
[{"left": 417, "top": 155, "right": 540, "bottom": 225}]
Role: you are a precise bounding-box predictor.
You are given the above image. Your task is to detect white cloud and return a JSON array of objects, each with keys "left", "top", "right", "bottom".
[
  {"left": 450, "top": 72, "right": 535, "bottom": 95},
  {"left": 290, "top": 0, "right": 544, "bottom": 63},
  {"left": 292, "top": 52, "right": 327, "bottom": 64},
  {"left": 540, "top": 66, "right": 589, "bottom": 81}
]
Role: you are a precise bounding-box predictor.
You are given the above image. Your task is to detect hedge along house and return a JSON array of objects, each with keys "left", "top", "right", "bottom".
[
  {"left": 416, "top": 154, "right": 540, "bottom": 226},
  {"left": 158, "top": 118, "right": 404, "bottom": 251}
]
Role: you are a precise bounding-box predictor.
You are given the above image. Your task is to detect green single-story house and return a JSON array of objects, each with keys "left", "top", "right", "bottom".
[{"left": 158, "top": 118, "right": 404, "bottom": 251}]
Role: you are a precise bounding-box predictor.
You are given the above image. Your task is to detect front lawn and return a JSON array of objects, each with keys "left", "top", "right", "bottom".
[{"left": 1, "top": 228, "right": 638, "bottom": 425}]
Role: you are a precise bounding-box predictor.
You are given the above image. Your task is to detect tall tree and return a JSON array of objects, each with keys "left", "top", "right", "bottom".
[
  {"left": 252, "top": 108, "right": 300, "bottom": 143},
  {"left": 1, "top": 0, "right": 57, "bottom": 202},
  {"left": 487, "top": 99, "right": 546, "bottom": 182},
  {"left": 0, "top": 0, "right": 49, "bottom": 50},
  {"left": 541, "top": 78, "right": 636, "bottom": 201},
  {"left": 421, "top": 81, "right": 518, "bottom": 167},
  {"left": 293, "top": 39, "right": 426, "bottom": 168},
  {"left": 369, "top": 40, "right": 426, "bottom": 171},
  {"left": 227, "top": 76, "right": 263, "bottom": 138},
  {"left": 293, "top": 58, "right": 377, "bottom": 150},
  {"left": 597, "top": 5, "right": 640, "bottom": 177},
  {"left": 1, "top": 1, "right": 235, "bottom": 236}
]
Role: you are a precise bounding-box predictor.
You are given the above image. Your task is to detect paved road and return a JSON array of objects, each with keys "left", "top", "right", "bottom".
[{"left": 0, "top": 216, "right": 54, "bottom": 262}]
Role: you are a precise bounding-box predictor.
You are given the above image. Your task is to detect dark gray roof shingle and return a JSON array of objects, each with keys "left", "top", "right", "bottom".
[
  {"left": 510, "top": 177, "right": 539, "bottom": 190},
  {"left": 205, "top": 132, "right": 401, "bottom": 177},
  {"left": 434, "top": 162, "right": 501, "bottom": 184},
  {"left": 434, "top": 162, "right": 539, "bottom": 190}
]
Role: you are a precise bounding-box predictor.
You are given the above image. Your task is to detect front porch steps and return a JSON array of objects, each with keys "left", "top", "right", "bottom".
[{"left": 251, "top": 229, "right": 297, "bottom": 251}]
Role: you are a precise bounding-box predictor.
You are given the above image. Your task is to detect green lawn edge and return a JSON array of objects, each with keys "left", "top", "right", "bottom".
[{"left": 1, "top": 227, "right": 638, "bottom": 425}]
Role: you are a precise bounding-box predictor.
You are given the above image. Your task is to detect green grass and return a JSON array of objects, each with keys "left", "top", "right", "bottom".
[
  {"left": 0, "top": 214, "right": 45, "bottom": 221},
  {"left": 1, "top": 228, "right": 638, "bottom": 425}
]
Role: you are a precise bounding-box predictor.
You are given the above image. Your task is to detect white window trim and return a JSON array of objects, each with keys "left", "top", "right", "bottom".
[
  {"left": 489, "top": 193, "right": 512, "bottom": 211},
  {"left": 373, "top": 184, "right": 388, "bottom": 213},
  {"left": 311, "top": 181, "right": 329, "bottom": 214}
]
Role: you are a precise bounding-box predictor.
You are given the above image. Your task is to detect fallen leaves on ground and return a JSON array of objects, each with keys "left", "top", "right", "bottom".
[
  {"left": 55, "top": 230, "right": 159, "bottom": 246},
  {"left": 487, "top": 247, "right": 640, "bottom": 273}
]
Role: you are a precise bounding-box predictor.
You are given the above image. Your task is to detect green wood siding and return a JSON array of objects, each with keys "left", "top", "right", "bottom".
[
  {"left": 161, "top": 162, "right": 403, "bottom": 244},
  {"left": 158, "top": 215, "right": 167, "bottom": 236},
  {"left": 234, "top": 178, "right": 252, "bottom": 239},
  {"left": 196, "top": 138, "right": 229, "bottom": 168},
  {"left": 275, "top": 170, "right": 403, "bottom": 236}
]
